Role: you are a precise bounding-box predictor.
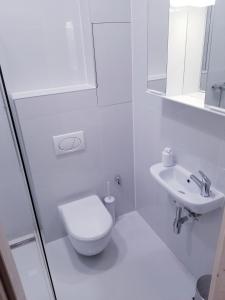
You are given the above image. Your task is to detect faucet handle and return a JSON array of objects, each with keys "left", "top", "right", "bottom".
[{"left": 198, "top": 170, "right": 211, "bottom": 186}]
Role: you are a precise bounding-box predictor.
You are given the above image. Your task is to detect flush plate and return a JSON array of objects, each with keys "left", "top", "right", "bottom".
[{"left": 53, "top": 131, "right": 85, "bottom": 156}]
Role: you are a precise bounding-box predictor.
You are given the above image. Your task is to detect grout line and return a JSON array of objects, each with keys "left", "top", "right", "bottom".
[
  {"left": 91, "top": 23, "right": 100, "bottom": 105},
  {"left": 98, "top": 100, "right": 132, "bottom": 108},
  {"left": 130, "top": 0, "right": 137, "bottom": 211},
  {"left": 92, "top": 21, "right": 131, "bottom": 25}
]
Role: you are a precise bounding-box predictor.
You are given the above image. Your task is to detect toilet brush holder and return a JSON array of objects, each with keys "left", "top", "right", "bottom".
[{"left": 104, "top": 196, "right": 116, "bottom": 224}]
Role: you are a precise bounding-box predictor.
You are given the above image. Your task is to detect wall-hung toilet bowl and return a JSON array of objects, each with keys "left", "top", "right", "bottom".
[{"left": 58, "top": 195, "right": 113, "bottom": 256}]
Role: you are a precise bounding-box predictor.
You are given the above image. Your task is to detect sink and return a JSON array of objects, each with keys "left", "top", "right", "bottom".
[{"left": 150, "top": 163, "right": 225, "bottom": 214}]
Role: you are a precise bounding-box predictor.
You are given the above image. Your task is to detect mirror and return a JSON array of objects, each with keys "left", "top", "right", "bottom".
[
  {"left": 147, "top": 0, "right": 224, "bottom": 112},
  {"left": 147, "top": 0, "right": 169, "bottom": 95},
  {"left": 205, "top": 0, "right": 225, "bottom": 111}
]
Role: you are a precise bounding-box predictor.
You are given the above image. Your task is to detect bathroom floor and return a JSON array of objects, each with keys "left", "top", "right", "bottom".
[
  {"left": 12, "top": 240, "right": 52, "bottom": 300},
  {"left": 46, "top": 211, "right": 196, "bottom": 300}
]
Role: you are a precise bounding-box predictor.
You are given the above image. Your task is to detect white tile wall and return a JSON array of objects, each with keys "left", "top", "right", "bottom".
[
  {"left": 11, "top": 0, "right": 134, "bottom": 243},
  {"left": 15, "top": 91, "right": 134, "bottom": 242},
  {"left": 93, "top": 23, "right": 132, "bottom": 106},
  {"left": 88, "top": 0, "right": 131, "bottom": 23},
  {"left": 0, "top": 93, "right": 33, "bottom": 240},
  {"left": 0, "top": 0, "right": 95, "bottom": 93},
  {"left": 132, "top": 0, "right": 225, "bottom": 278}
]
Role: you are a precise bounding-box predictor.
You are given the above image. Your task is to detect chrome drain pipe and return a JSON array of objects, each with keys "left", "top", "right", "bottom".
[{"left": 173, "top": 207, "right": 200, "bottom": 234}]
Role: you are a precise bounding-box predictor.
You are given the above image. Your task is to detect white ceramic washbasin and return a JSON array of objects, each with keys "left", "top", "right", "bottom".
[{"left": 150, "top": 163, "right": 225, "bottom": 214}]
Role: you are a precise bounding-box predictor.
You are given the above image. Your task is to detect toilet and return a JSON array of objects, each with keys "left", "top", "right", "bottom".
[{"left": 58, "top": 195, "right": 113, "bottom": 256}]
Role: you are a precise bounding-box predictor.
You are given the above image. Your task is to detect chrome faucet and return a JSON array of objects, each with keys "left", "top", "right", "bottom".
[{"left": 190, "top": 171, "right": 211, "bottom": 197}]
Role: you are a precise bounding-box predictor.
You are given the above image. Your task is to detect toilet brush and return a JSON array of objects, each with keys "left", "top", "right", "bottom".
[{"left": 104, "top": 181, "right": 116, "bottom": 224}]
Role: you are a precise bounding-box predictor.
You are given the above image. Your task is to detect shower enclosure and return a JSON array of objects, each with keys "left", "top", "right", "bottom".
[
  {"left": 0, "top": 1, "right": 96, "bottom": 297},
  {"left": 0, "top": 68, "right": 56, "bottom": 300}
]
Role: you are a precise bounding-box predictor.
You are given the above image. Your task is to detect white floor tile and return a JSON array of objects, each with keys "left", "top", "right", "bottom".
[
  {"left": 46, "top": 212, "right": 196, "bottom": 300},
  {"left": 12, "top": 241, "right": 52, "bottom": 300}
]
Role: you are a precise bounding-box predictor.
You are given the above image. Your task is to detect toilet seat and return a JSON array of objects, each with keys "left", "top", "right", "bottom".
[{"left": 59, "top": 195, "right": 113, "bottom": 242}]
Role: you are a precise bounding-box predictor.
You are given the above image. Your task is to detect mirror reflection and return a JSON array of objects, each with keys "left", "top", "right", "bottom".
[
  {"left": 147, "top": 0, "right": 169, "bottom": 95},
  {"left": 147, "top": 0, "right": 219, "bottom": 111},
  {"left": 205, "top": 0, "right": 225, "bottom": 110}
]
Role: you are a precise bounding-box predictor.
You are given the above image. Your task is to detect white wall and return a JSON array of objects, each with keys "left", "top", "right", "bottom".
[
  {"left": 0, "top": 89, "right": 33, "bottom": 241},
  {"left": 132, "top": 0, "right": 224, "bottom": 278},
  {"left": 94, "top": 23, "right": 132, "bottom": 106},
  {"left": 11, "top": 0, "right": 134, "bottom": 242},
  {"left": 88, "top": 0, "right": 131, "bottom": 23},
  {"left": 0, "top": 0, "right": 95, "bottom": 94}
]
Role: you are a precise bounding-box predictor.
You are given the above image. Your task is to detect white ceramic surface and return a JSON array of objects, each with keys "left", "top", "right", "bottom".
[
  {"left": 68, "top": 232, "right": 112, "bottom": 256},
  {"left": 59, "top": 195, "right": 113, "bottom": 256},
  {"left": 150, "top": 163, "right": 225, "bottom": 214},
  {"left": 88, "top": 0, "right": 131, "bottom": 23}
]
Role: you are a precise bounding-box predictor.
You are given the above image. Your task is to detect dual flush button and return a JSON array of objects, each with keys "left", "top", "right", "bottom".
[{"left": 53, "top": 131, "right": 85, "bottom": 156}]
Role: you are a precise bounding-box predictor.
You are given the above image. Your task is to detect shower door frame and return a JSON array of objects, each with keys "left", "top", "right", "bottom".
[
  {"left": 209, "top": 207, "right": 225, "bottom": 300},
  {"left": 0, "top": 65, "right": 57, "bottom": 300}
]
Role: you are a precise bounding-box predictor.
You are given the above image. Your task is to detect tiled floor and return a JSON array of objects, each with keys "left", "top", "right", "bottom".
[
  {"left": 12, "top": 241, "right": 52, "bottom": 300},
  {"left": 46, "top": 211, "right": 196, "bottom": 300}
]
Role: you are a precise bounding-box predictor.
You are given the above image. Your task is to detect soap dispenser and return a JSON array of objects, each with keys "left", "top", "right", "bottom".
[{"left": 162, "top": 147, "right": 175, "bottom": 167}]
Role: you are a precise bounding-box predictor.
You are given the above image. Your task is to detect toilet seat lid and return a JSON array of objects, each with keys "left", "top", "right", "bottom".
[{"left": 59, "top": 195, "right": 113, "bottom": 241}]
